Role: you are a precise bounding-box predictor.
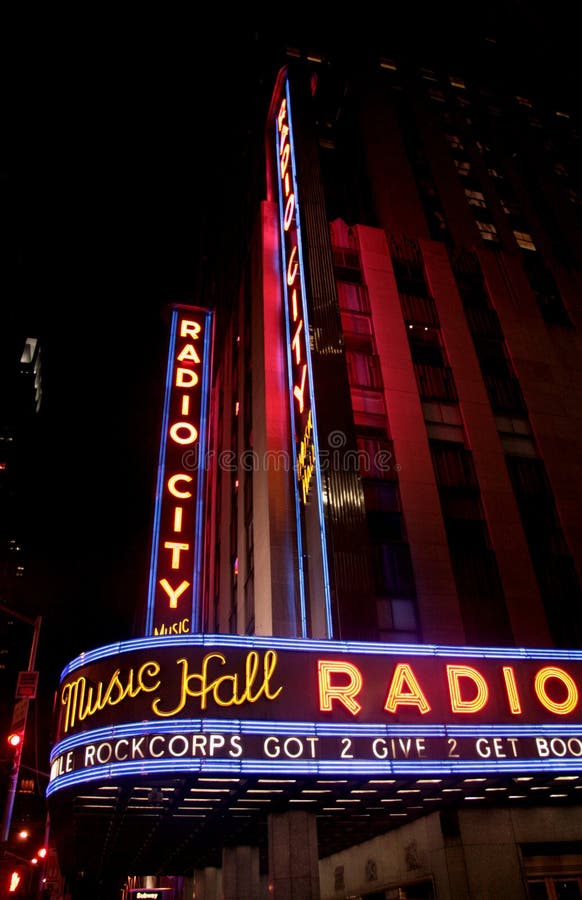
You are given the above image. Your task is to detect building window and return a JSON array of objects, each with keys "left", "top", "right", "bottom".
[
  {"left": 423, "top": 402, "right": 465, "bottom": 443},
  {"left": 495, "top": 415, "right": 537, "bottom": 457},
  {"left": 336, "top": 281, "right": 370, "bottom": 312},
  {"left": 408, "top": 326, "right": 445, "bottom": 367},
  {"left": 346, "top": 350, "right": 382, "bottom": 389},
  {"left": 377, "top": 596, "right": 418, "bottom": 637},
  {"left": 428, "top": 88, "right": 445, "bottom": 103},
  {"left": 371, "top": 542, "right": 416, "bottom": 596},
  {"left": 476, "top": 221, "right": 500, "bottom": 242},
  {"left": 401, "top": 293, "right": 439, "bottom": 327},
  {"left": 430, "top": 441, "right": 478, "bottom": 490},
  {"left": 356, "top": 436, "right": 396, "bottom": 480},
  {"left": 445, "top": 134, "right": 464, "bottom": 150},
  {"left": 414, "top": 363, "right": 458, "bottom": 402},
  {"left": 449, "top": 75, "right": 467, "bottom": 90},
  {"left": 454, "top": 159, "right": 472, "bottom": 176},
  {"left": 465, "top": 189, "right": 488, "bottom": 209},
  {"left": 514, "top": 230, "right": 537, "bottom": 251},
  {"left": 351, "top": 389, "right": 387, "bottom": 430},
  {"left": 380, "top": 57, "right": 397, "bottom": 71},
  {"left": 333, "top": 247, "right": 362, "bottom": 283}
]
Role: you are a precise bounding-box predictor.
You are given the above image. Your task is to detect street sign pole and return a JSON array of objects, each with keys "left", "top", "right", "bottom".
[{"left": 0, "top": 610, "right": 42, "bottom": 849}]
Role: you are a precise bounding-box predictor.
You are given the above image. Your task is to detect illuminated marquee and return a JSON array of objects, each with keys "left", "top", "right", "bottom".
[
  {"left": 146, "top": 305, "right": 214, "bottom": 637},
  {"left": 275, "top": 89, "right": 316, "bottom": 505},
  {"left": 48, "top": 635, "right": 582, "bottom": 794}
]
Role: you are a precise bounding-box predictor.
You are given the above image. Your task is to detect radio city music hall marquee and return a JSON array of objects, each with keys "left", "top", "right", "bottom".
[
  {"left": 47, "top": 635, "right": 582, "bottom": 796},
  {"left": 146, "top": 304, "right": 214, "bottom": 638}
]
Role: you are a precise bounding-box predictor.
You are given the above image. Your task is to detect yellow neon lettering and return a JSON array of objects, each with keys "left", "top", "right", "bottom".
[
  {"left": 60, "top": 662, "right": 161, "bottom": 733},
  {"left": 287, "top": 245, "right": 298, "bottom": 286},
  {"left": 173, "top": 507, "right": 183, "bottom": 532},
  {"left": 283, "top": 193, "right": 295, "bottom": 230},
  {"left": 293, "top": 364, "right": 307, "bottom": 414},
  {"left": 318, "top": 660, "right": 363, "bottom": 715},
  {"left": 159, "top": 578, "right": 190, "bottom": 608},
  {"left": 502, "top": 666, "right": 522, "bottom": 715},
  {"left": 280, "top": 142, "right": 290, "bottom": 178},
  {"left": 152, "top": 650, "right": 282, "bottom": 717},
  {"left": 180, "top": 320, "right": 201, "bottom": 339},
  {"left": 292, "top": 288, "right": 299, "bottom": 322},
  {"left": 168, "top": 474, "right": 193, "bottom": 498},
  {"left": 277, "top": 99, "right": 287, "bottom": 132},
  {"left": 175, "top": 368, "right": 199, "bottom": 388},
  {"left": 291, "top": 319, "right": 303, "bottom": 364},
  {"left": 169, "top": 422, "right": 198, "bottom": 444},
  {"left": 176, "top": 343, "right": 201, "bottom": 363},
  {"left": 164, "top": 541, "right": 190, "bottom": 569},
  {"left": 384, "top": 663, "right": 431, "bottom": 714},
  {"left": 534, "top": 666, "right": 579, "bottom": 715},
  {"left": 181, "top": 395, "right": 190, "bottom": 416},
  {"left": 447, "top": 665, "right": 489, "bottom": 713}
]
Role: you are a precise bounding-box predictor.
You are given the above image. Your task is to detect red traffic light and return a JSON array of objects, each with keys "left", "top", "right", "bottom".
[{"left": 7, "top": 732, "right": 23, "bottom": 749}]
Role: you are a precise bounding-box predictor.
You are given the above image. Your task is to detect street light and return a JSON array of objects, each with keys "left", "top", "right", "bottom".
[{"left": 0, "top": 603, "right": 42, "bottom": 849}]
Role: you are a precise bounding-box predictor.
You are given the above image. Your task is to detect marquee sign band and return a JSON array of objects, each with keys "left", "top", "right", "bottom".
[{"left": 46, "top": 635, "right": 582, "bottom": 793}]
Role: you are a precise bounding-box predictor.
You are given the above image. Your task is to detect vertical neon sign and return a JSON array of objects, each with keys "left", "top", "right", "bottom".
[
  {"left": 275, "top": 79, "right": 333, "bottom": 638},
  {"left": 146, "top": 304, "right": 214, "bottom": 636}
]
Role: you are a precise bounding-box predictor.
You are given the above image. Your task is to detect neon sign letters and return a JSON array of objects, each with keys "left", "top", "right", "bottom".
[
  {"left": 47, "top": 635, "right": 582, "bottom": 792},
  {"left": 146, "top": 305, "right": 213, "bottom": 636},
  {"left": 275, "top": 92, "right": 316, "bottom": 504}
]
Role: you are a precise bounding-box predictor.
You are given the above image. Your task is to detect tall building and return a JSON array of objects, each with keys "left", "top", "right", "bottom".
[
  {"left": 203, "top": 52, "right": 582, "bottom": 897},
  {"left": 0, "top": 335, "right": 42, "bottom": 713},
  {"left": 46, "top": 38, "right": 582, "bottom": 900}
]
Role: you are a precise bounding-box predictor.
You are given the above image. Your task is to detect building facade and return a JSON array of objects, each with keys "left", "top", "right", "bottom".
[
  {"left": 46, "top": 46, "right": 582, "bottom": 900},
  {"left": 203, "top": 55, "right": 582, "bottom": 898}
]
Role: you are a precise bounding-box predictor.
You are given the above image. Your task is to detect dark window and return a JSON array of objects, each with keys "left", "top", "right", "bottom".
[
  {"left": 408, "top": 327, "right": 446, "bottom": 367},
  {"left": 370, "top": 542, "right": 416, "bottom": 596}
]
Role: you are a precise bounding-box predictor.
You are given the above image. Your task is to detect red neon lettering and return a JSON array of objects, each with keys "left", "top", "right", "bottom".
[
  {"left": 447, "top": 665, "right": 489, "bottom": 713},
  {"left": 175, "top": 368, "right": 199, "bottom": 388},
  {"left": 176, "top": 343, "right": 201, "bottom": 363},
  {"left": 287, "top": 246, "right": 298, "bottom": 286},
  {"left": 180, "top": 320, "right": 201, "bottom": 339},
  {"left": 283, "top": 193, "right": 295, "bottom": 231},
  {"left": 169, "top": 422, "right": 198, "bottom": 445},
  {"left": 291, "top": 320, "right": 304, "bottom": 364},
  {"left": 168, "top": 474, "right": 192, "bottom": 498},
  {"left": 534, "top": 666, "right": 579, "bottom": 715},
  {"left": 318, "top": 660, "right": 363, "bottom": 715},
  {"left": 502, "top": 666, "right": 522, "bottom": 715},
  {"left": 163, "top": 541, "right": 190, "bottom": 569},
  {"left": 159, "top": 578, "right": 190, "bottom": 608},
  {"left": 293, "top": 364, "right": 307, "bottom": 414},
  {"left": 384, "top": 663, "right": 431, "bottom": 714}
]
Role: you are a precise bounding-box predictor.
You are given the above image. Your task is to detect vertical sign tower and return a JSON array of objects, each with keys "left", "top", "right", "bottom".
[
  {"left": 274, "top": 76, "right": 333, "bottom": 638},
  {"left": 146, "top": 304, "right": 214, "bottom": 636}
]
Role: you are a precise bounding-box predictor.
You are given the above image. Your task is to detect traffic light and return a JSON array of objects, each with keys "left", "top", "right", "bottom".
[
  {"left": 36, "top": 847, "right": 47, "bottom": 860},
  {"left": 5, "top": 731, "right": 24, "bottom": 773},
  {"left": 7, "top": 731, "right": 23, "bottom": 751}
]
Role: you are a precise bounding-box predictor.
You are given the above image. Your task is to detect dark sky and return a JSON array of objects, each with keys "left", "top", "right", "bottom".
[{"left": 1, "top": 7, "right": 579, "bottom": 708}]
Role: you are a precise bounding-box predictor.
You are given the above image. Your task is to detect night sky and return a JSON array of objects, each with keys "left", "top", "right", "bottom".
[{"left": 0, "top": 8, "right": 578, "bottom": 751}]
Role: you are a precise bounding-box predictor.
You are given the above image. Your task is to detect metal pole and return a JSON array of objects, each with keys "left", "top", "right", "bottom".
[{"left": 0, "top": 613, "right": 42, "bottom": 847}]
